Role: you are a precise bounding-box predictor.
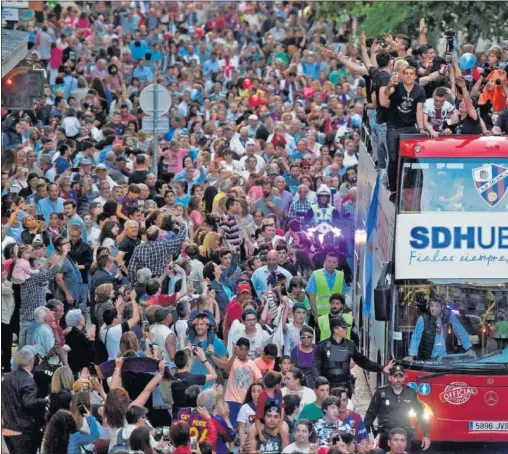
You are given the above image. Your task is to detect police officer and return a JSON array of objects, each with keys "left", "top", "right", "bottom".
[
  {"left": 317, "top": 293, "right": 359, "bottom": 345},
  {"left": 364, "top": 365, "right": 431, "bottom": 452},
  {"left": 312, "top": 316, "right": 394, "bottom": 397},
  {"left": 305, "top": 184, "right": 341, "bottom": 227}
]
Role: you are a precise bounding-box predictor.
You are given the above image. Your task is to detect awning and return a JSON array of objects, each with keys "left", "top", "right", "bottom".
[{"left": 1, "top": 28, "right": 28, "bottom": 78}]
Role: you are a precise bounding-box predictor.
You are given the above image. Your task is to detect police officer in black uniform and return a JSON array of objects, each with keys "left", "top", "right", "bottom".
[
  {"left": 364, "top": 365, "right": 431, "bottom": 452},
  {"left": 312, "top": 316, "right": 394, "bottom": 397}
]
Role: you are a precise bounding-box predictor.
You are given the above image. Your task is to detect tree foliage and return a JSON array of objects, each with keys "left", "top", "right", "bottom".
[{"left": 319, "top": 1, "right": 508, "bottom": 46}]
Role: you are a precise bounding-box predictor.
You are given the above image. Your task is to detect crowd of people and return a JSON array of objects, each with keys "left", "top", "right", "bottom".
[{"left": 1, "top": 1, "right": 507, "bottom": 454}]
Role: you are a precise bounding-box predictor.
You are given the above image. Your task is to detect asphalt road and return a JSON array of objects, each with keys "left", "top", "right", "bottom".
[{"left": 417, "top": 442, "right": 508, "bottom": 453}]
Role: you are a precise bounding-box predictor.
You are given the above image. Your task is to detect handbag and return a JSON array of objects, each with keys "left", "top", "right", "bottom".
[{"left": 34, "top": 354, "right": 59, "bottom": 378}]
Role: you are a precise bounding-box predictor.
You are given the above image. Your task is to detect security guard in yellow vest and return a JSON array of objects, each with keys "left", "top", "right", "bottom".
[
  {"left": 305, "top": 184, "right": 341, "bottom": 227},
  {"left": 306, "top": 251, "right": 346, "bottom": 322},
  {"left": 318, "top": 293, "right": 358, "bottom": 344}
]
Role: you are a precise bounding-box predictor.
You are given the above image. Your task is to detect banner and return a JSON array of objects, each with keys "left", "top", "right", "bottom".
[{"left": 395, "top": 212, "right": 508, "bottom": 279}]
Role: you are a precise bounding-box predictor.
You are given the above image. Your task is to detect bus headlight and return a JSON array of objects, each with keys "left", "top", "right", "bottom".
[{"left": 409, "top": 403, "right": 434, "bottom": 420}]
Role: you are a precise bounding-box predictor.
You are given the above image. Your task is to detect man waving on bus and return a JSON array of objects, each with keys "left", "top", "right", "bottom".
[{"left": 406, "top": 298, "right": 475, "bottom": 361}]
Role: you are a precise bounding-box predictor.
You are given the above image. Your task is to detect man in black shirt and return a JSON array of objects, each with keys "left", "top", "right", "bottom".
[
  {"left": 171, "top": 348, "right": 217, "bottom": 419},
  {"left": 380, "top": 66, "right": 427, "bottom": 192},
  {"left": 117, "top": 220, "right": 141, "bottom": 269},
  {"left": 68, "top": 224, "right": 93, "bottom": 315},
  {"left": 128, "top": 153, "right": 150, "bottom": 184},
  {"left": 364, "top": 365, "right": 431, "bottom": 452},
  {"left": 367, "top": 50, "right": 392, "bottom": 182}
]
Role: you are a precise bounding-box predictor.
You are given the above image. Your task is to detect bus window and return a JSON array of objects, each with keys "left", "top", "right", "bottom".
[
  {"left": 398, "top": 158, "right": 508, "bottom": 213},
  {"left": 394, "top": 284, "right": 508, "bottom": 364}
]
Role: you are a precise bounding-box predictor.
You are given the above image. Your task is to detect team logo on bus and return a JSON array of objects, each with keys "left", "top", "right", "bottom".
[
  {"left": 472, "top": 164, "right": 508, "bottom": 207},
  {"left": 439, "top": 382, "right": 478, "bottom": 405}
]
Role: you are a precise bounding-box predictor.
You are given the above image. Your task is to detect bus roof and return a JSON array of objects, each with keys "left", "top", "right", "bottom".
[{"left": 399, "top": 135, "right": 508, "bottom": 159}]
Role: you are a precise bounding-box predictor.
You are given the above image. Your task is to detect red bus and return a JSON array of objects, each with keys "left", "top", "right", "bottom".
[{"left": 354, "top": 134, "right": 508, "bottom": 442}]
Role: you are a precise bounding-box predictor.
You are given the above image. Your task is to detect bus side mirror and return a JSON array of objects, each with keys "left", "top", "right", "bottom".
[{"left": 374, "top": 285, "right": 391, "bottom": 321}]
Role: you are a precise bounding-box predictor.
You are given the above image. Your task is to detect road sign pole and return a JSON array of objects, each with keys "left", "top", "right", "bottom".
[{"left": 152, "top": 85, "right": 159, "bottom": 178}]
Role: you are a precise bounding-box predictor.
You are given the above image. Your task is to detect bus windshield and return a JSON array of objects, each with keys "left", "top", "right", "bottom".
[
  {"left": 399, "top": 158, "right": 508, "bottom": 213},
  {"left": 394, "top": 283, "right": 508, "bottom": 369}
]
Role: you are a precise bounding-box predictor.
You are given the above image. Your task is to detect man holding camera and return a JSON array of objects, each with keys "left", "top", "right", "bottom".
[{"left": 171, "top": 347, "right": 217, "bottom": 419}]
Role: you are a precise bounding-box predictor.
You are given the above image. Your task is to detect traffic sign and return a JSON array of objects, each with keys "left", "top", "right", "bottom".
[
  {"left": 142, "top": 116, "right": 169, "bottom": 133},
  {"left": 139, "top": 84, "right": 171, "bottom": 117}
]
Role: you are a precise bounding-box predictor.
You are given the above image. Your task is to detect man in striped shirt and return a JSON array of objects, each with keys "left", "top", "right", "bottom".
[{"left": 219, "top": 197, "right": 243, "bottom": 253}]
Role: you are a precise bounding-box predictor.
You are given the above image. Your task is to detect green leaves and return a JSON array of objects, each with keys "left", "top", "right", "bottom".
[{"left": 318, "top": 1, "right": 508, "bottom": 44}]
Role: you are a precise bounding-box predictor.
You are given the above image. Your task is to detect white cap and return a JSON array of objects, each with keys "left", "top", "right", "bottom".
[{"left": 248, "top": 114, "right": 258, "bottom": 121}]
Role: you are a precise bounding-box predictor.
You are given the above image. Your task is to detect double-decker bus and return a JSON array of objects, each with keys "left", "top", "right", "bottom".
[{"left": 354, "top": 134, "right": 508, "bottom": 442}]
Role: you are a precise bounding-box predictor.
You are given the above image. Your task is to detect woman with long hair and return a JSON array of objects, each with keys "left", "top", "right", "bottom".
[
  {"left": 43, "top": 408, "right": 100, "bottom": 454},
  {"left": 69, "top": 391, "right": 102, "bottom": 453},
  {"left": 198, "top": 231, "right": 221, "bottom": 265},
  {"left": 98, "top": 220, "right": 120, "bottom": 253},
  {"left": 105, "top": 359, "right": 166, "bottom": 449},
  {"left": 237, "top": 382, "right": 264, "bottom": 450},
  {"left": 45, "top": 213, "right": 66, "bottom": 244},
  {"left": 119, "top": 331, "right": 142, "bottom": 357},
  {"left": 282, "top": 419, "right": 316, "bottom": 453},
  {"left": 202, "top": 185, "right": 218, "bottom": 214},
  {"left": 129, "top": 426, "right": 155, "bottom": 454},
  {"left": 51, "top": 365, "right": 74, "bottom": 393},
  {"left": 94, "top": 282, "right": 116, "bottom": 330},
  {"left": 188, "top": 195, "right": 204, "bottom": 229}
]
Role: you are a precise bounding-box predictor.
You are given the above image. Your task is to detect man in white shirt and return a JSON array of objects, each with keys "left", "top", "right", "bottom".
[
  {"left": 100, "top": 296, "right": 140, "bottom": 360},
  {"left": 146, "top": 304, "right": 177, "bottom": 363},
  {"left": 61, "top": 108, "right": 81, "bottom": 138},
  {"left": 239, "top": 142, "right": 265, "bottom": 173},
  {"left": 230, "top": 127, "right": 251, "bottom": 156},
  {"left": 423, "top": 86, "right": 456, "bottom": 137}
]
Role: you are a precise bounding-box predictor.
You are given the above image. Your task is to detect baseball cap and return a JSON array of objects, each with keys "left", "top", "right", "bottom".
[
  {"left": 96, "top": 164, "right": 107, "bottom": 171},
  {"left": 145, "top": 304, "right": 172, "bottom": 324},
  {"left": 389, "top": 365, "right": 405, "bottom": 377},
  {"left": 248, "top": 114, "right": 259, "bottom": 121},
  {"left": 246, "top": 138, "right": 256, "bottom": 146},
  {"left": 330, "top": 316, "right": 351, "bottom": 329},
  {"left": 237, "top": 283, "right": 252, "bottom": 294},
  {"left": 80, "top": 158, "right": 93, "bottom": 166}
]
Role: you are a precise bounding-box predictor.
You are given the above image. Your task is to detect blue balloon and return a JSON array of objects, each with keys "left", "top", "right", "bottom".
[
  {"left": 459, "top": 53, "right": 476, "bottom": 70},
  {"left": 351, "top": 114, "right": 362, "bottom": 128}
]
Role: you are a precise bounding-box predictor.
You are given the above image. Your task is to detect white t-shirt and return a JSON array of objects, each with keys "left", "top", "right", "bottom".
[
  {"left": 227, "top": 320, "right": 270, "bottom": 360},
  {"left": 150, "top": 323, "right": 174, "bottom": 362},
  {"left": 282, "top": 386, "right": 316, "bottom": 417},
  {"left": 282, "top": 442, "right": 313, "bottom": 453},
  {"left": 284, "top": 322, "right": 304, "bottom": 355},
  {"left": 174, "top": 319, "right": 188, "bottom": 338},
  {"left": 237, "top": 402, "right": 256, "bottom": 437},
  {"left": 100, "top": 323, "right": 124, "bottom": 360},
  {"left": 423, "top": 98, "right": 456, "bottom": 131},
  {"left": 343, "top": 152, "right": 359, "bottom": 168}
]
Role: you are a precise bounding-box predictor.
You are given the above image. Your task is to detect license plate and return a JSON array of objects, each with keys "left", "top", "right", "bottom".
[{"left": 469, "top": 421, "right": 508, "bottom": 431}]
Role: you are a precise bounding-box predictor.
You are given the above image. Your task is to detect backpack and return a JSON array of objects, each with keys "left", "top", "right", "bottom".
[{"left": 109, "top": 428, "right": 128, "bottom": 453}]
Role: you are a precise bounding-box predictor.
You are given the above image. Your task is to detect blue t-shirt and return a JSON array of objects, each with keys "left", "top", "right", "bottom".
[{"left": 187, "top": 337, "right": 228, "bottom": 390}]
